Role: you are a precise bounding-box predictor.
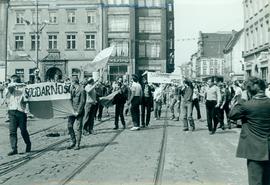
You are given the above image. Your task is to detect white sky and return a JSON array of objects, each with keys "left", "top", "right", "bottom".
[{"left": 174, "top": 0, "right": 244, "bottom": 67}]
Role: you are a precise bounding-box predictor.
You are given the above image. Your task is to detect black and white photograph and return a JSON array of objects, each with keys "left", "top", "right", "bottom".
[{"left": 0, "top": 0, "right": 270, "bottom": 184}]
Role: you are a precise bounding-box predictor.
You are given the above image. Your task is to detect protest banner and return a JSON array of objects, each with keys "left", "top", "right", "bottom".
[
  {"left": 147, "top": 72, "right": 182, "bottom": 84},
  {"left": 24, "top": 82, "right": 75, "bottom": 119}
]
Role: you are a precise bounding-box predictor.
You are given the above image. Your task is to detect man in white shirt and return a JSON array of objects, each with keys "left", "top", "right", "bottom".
[
  {"left": 5, "top": 83, "right": 31, "bottom": 156},
  {"left": 127, "top": 74, "right": 142, "bottom": 131}
]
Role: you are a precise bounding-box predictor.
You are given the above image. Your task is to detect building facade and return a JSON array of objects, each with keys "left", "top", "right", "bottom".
[
  {"left": 223, "top": 29, "right": 245, "bottom": 81},
  {"left": 5, "top": 0, "right": 174, "bottom": 82},
  {"left": 243, "top": 0, "right": 270, "bottom": 82},
  {"left": 196, "top": 31, "right": 232, "bottom": 81},
  {"left": 135, "top": 0, "right": 174, "bottom": 76},
  {"left": 7, "top": 0, "right": 103, "bottom": 82},
  {"left": 0, "top": 0, "right": 9, "bottom": 82}
]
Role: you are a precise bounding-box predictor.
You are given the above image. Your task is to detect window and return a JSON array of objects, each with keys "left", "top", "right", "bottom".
[
  {"left": 108, "top": 15, "right": 129, "bottom": 32},
  {"left": 29, "top": 68, "right": 35, "bottom": 84},
  {"left": 15, "top": 69, "right": 24, "bottom": 82},
  {"left": 169, "top": 39, "right": 173, "bottom": 49},
  {"left": 108, "top": 0, "right": 129, "bottom": 4},
  {"left": 86, "top": 34, "right": 96, "bottom": 49},
  {"left": 139, "top": 17, "right": 161, "bottom": 33},
  {"left": 169, "top": 21, "right": 173, "bottom": 30},
  {"left": 49, "top": 12, "right": 57, "bottom": 24},
  {"left": 31, "top": 35, "right": 40, "bottom": 50},
  {"left": 31, "top": 11, "right": 41, "bottom": 25},
  {"left": 87, "top": 12, "right": 96, "bottom": 24},
  {"left": 109, "top": 65, "right": 127, "bottom": 82},
  {"left": 16, "top": 12, "right": 24, "bottom": 24},
  {"left": 66, "top": 34, "right": 76, "bottom": 49},
  {"left": 139, "top": 40, "right": 160, "bottom": 58},
  {"left": 48, "top": 35, "right": 57, "bottom": 49},
  {"left": 138, "top": 0, "right": 161, "bottom": 7},
  {"left": 67, "top": 11, "right": 76, "bottom": 23},
  {"left": 168, "top": 3, "right": 173, "bottom": 11},
  {"left": 109, "top": 40, "right": 129, "bottom": 57},
  {"left": 15, "top": 35, "right": 24, "bottom": 50},
  {"left": 261, "top": 67, "right": 268, "bottom": 81}
]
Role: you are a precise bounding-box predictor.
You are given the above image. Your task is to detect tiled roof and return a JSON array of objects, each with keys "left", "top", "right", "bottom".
[
  {"left": 200, "top": 32, "right": 232, "bottom": 58},
  {"left": 223, "top": 29, "right": 244, "bottom": 54}
]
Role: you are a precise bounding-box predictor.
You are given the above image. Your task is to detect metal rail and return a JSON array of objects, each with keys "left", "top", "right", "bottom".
[{"left": 154, "top": 108, "right": 169, "bottom": 185}]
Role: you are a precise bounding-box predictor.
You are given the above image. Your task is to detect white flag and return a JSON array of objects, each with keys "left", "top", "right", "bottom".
[{"left": 84, "top": 46, "right": 115, "bottom": 72}]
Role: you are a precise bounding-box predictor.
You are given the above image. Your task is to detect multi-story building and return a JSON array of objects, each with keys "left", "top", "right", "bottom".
[
  {"left": 196, "top": 31, "right": 232, "bottom": 81},
  {"left": 0, "top": 0, "right": 9, "bottom": 81},
  {"left": 223, "top": 29, "right": 245, "bottom": 81},
  {"left": 7, "top": 0, "right": 103, "bottom": 82},
  {"left": 180, "top": 62, "right": 192, "bottom": 79},
  {"left": 243, "top": 0, "right": 270, "bottom": 82},
  {"left": 5, "top": 0, "right": 174, "bottom": 82},
  {"left": 190, "top": 52, "right": 198, "bottom": 79},
  {"left": 135, "top": 0, "right": 174, "bottom": 76}
]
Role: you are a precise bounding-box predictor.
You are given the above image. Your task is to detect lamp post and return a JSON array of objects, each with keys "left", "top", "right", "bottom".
[{"left": 36, "top": 0, "right": 39, "bottom": 69}]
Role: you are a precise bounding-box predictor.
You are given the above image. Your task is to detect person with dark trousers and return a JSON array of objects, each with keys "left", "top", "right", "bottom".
[
  {"left": 229, "top": 77, "right": 270, "bottom": 185},
  {"left": 83, "top": 78, "right": 98, "bottom": 135},
  {"left": 67, "top": 77, "right": 86, "bottom": 150},
  {"left": 205, "top": 78, "right": 221, "bottom": 135},
  {"left": 4, "top": 82, "right": 31, "bottom": 156},
  {"left": 223, "top": 83, "right": 235, "bottom": 129},
  {"left": 192, "top": 84, "right": 201, "bottom": 120},
  {"left": 181, "top": 79, "right": 195, "bottom": 131},
  {"left": 141, "top": 77, "right": 154, "bottom": 128},
  {"left": 216, "top": 83, "right": 226, "bottom": 130},
  {"left": 113, "top": 77, "right": 128, "bottom": 130},
  {"left": 127, "top": 74, "right": 142, "bottom": 131},
  {"left": 94, "top": 83, "right": 106, "bottom": 121}
]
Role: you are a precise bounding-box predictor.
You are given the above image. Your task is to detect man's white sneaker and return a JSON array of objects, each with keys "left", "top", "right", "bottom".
[{"left": 130, "top": 127, "right": 140, "bottom": 131}]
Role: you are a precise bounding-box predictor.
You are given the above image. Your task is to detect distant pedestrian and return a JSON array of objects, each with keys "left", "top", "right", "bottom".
[
  {"left": 67, "top": 78, "right": 86, "bottom": 150},
  {"left": 229, "top": 77, "right": 270, "bottom": 185},
  {"left": 153, "top": 84, "right": 163, "bottom": 120},
  {"left": 127, "top": 74, "right": 142, "bottom": 131}
]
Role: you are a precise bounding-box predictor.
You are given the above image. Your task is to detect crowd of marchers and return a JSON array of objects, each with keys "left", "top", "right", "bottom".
[{"left": 1, "top": 74, "right": 270, "bottom": 185}]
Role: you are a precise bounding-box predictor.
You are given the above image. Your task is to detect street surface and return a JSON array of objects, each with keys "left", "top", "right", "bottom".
[{"left": 0, "top": 103, "right": 247, "bottom": 185}]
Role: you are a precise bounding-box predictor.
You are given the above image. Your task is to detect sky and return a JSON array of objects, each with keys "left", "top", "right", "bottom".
[{"left": 174, "top": 0, "right": 244, "bottom": 67}]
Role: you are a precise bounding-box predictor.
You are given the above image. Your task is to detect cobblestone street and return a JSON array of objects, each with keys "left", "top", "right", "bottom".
[{"left": 0, "top": 104, "right": 248, "bottom": 185}]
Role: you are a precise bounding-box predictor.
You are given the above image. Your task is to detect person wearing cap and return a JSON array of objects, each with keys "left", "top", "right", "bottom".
[
  {"left": 67, "top": 77, "right": 86, "bottom": 150},
  {"left": 4, "top": 82, "right": 31, "bottom": 156},
  {"left": 127, "top": 74, "right": 142, "bottom": 131},
  {"left": 83, "top": 78, "right": 99, "bottom": 135},
  {"left": 229, "top": 77, "right": 270, "bottom": 185}
]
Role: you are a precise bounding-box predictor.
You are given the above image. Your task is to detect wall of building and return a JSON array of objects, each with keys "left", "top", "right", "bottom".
[
  {"left": 243, "top": 0, "right": 270, "bottom": 82},
  {"left": 0, "top": 0, "right": 8, "bottom": 81}
]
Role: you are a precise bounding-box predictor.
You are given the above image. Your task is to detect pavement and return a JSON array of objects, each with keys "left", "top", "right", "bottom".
[{"left": 0, "top": 104, "right": 248, "bottom": 185}]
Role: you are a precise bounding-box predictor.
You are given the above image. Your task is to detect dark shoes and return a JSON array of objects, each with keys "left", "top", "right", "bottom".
[
  {"left": 183, "top": 128, "right": 189, "bottom": 131},
  {"left": 67, "top": 143, "right": 75, "bottom": 150},
  {"left": 113, "top": 127, "right": 119, "bottom": 130},
  {"left": 8, "top": 150, "right": 18, "bottom": 156},
  {"left": 191, "top": 127, "right": 195, "bottom": 132}
]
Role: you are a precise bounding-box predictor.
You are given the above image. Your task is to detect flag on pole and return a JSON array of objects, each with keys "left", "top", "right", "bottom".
[{"left": 84, "top": 46, "right": 115, "bottom": 73}]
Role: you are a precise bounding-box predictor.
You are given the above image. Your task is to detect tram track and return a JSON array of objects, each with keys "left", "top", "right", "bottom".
[
  {"left": 154, "top": 108, "right": 169, "bottom": 185},
  {"left": 0, "top": 116, "right": 113, "bottom": 178},
  {"left": 59, "top": 120, "right": 129, "bottom": 185}
]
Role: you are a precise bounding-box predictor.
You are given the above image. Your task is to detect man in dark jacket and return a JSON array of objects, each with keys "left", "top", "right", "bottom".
[
  {"left": 141, "top": 77, "right": 154, "bottom": 128},
  {"left": 67, "top": 77, "right": 86, "bottom": 150},
  {"left": 113, "top": 77, "right": 128, "bottom": 130},
  {"left": 229, "top": 77, "right": 270, "bottom": 185}
]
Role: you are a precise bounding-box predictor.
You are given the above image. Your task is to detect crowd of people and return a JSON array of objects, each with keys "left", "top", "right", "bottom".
[{"left": 1, "top": 74, "right": 270, "bottom": 185}]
